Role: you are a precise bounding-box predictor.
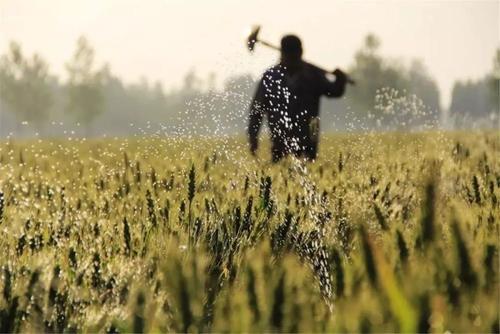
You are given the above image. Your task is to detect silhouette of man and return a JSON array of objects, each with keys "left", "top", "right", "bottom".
[{"left": 248, "top": 35, "right": 348, "bottom": 162}]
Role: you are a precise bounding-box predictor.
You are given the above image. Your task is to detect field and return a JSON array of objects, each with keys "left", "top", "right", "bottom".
[{"left": 0, "top": 131, "right": 498, "bottom": 332}]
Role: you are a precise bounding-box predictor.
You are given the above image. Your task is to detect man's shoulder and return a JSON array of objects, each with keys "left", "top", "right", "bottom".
[
  {"left": 257, "top": 66, "right": 285, "bottom": 89},
  {"left": 261, "top": 65, "right": 285, "bottom": 79},
  {"left": 264, "top": 64, "right": 283, "bottom": 73},
  {"left": 303, "top": 62, "right": 325, "bottom": 76}
]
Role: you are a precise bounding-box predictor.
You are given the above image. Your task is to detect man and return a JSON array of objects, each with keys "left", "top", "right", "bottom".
[{"left": 248, "top": 34, "right": 348, "bottom": 162}]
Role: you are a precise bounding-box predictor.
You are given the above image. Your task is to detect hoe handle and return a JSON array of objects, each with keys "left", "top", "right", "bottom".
[
  {"left": 257, "top": 39, "right": 355, "bottom": 85},
  {"left": 257, "top": 40, "right": 281, "bottom": 51},
  {"left": 318, "top": 65, "right": 356, "bottom": 85}
]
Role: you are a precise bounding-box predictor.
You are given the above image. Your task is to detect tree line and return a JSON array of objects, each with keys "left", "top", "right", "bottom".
[
  {"left": 0, "top": 34, "right": 498, "bottom": 137},
  {"left": 449, "top": 49, "right": 500, "bottom": 128}
]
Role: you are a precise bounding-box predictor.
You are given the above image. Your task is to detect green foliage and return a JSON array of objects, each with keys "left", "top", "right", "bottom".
[
  {"left": 346, "top": 34, "right": 441, "bottom": 128},
  {"left": 420, "top": 178, "right": 436, "bottom": 248},
  {"left": 491, "top": 49, "right": 500, "bottom": 111},
  {"left": 188, "top": 164, "right": 196, "bottom": 203},
  {"left": 0, "top": 132, "right": 498, "bottom": 332},
  {"left": 0, "top": 41, "right": 53, "bottom": 132},
  {"left": 450, "top": 48, "right": 500, "bottom": 127},
  {"left": 450, "top": 78, "right": 493, "bottom": 123},
  {"left": 65, "top": 36, "right": 106, "bottom": 134},
  {"left": 0, "top": 192, "right": 4, "bottom": 224}
]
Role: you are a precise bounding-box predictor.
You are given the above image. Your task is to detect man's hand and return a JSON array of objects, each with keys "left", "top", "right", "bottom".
[
  {"left": 333, "top": 68, "right": 355, "bottom": 85},
  {"left": 332, "top": 68, "right": 347, "bottom": 81}
]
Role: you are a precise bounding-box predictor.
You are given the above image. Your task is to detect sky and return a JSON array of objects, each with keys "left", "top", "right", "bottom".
[{"left": 1, "top": 0, "right": 498, "bottom": 109}]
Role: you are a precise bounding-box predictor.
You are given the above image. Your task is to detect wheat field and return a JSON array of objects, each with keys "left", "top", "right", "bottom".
[{"left": 0, "top": 131, "right": 498, "bottom": 332}]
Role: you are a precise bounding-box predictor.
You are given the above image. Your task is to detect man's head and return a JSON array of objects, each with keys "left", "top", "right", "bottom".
[{"left": 280, "top": 34, "right": 302, "bottom": 65}]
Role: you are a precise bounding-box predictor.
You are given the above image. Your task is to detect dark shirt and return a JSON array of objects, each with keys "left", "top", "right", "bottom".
[{"left": 248, "top": 61, "right": 347, "bottom": 160}]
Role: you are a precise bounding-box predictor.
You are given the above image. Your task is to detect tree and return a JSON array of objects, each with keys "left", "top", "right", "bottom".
[
  {"left": 182, "top": 69, "right": 202, "bottom": 94},
  {"left": 347, "top": 34, "right": 404, "bottom": 116},
  {"left": 489, "top": 49, "right": 499, "bottom": 115},
  {"left": 346, "top": 34, "right": 441, "bottom": 129},
  {"left": 0, "top": 41, "right": 53, "bottom": 134},
  {"left": 449, "top": 79, "right": 491, "bottom": 126},
  {"left": 449, "top": 49, "right": 499, "bottom": 128},
  {"left": 66, "top": 36, "right": 105, "bottom": 136},
  {"left": 408, "top": 60, "right": 441, "bottom": 113}
]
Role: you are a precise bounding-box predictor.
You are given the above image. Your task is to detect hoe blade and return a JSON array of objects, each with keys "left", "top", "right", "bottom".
[{"left": 246, "top": 25, "right": 261, "bottom": 52}]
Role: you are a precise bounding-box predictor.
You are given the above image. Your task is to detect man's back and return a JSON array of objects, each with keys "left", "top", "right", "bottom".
[{"left": 249, "top": 60, "right": 347, "bottom": 162}]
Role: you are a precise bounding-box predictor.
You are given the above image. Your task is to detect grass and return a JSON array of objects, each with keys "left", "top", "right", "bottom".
[{"left": 0, "top": 131, "right": 498, "bottom": 332}]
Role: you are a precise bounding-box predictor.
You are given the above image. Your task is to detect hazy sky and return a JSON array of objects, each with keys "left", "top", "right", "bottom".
[{"left": 1, "top": 0, "right": 498, "bottom": 109}]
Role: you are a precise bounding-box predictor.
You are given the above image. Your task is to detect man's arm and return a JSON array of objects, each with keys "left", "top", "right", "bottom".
[
  {"left": 322, "top": 68, "right": 348, "bottom": 98},
  {"left": 248, "top": 78, "right": 266, "bottom": 154}
]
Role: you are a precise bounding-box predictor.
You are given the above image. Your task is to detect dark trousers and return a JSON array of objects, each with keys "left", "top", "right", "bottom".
[{"left": 271, "top": 137, "right": 318, "bottom": 163}]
